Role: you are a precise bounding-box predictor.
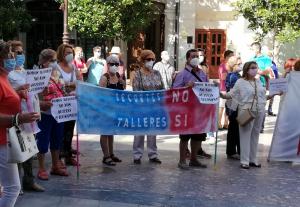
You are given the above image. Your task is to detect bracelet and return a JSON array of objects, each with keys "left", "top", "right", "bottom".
[{"left": 15, "top": 113, "right": 20, "bottom": 126}]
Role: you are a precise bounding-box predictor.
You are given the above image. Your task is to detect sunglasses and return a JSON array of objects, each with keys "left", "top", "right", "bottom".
[
  {"left": 109, "top": 63, "right": 119, "bottom": 66},
  {"left": 145, "top": 58, "right": 155, "bottom": 61}
]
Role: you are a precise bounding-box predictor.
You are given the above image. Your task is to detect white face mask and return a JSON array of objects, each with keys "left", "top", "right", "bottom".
[
  {"left": 145, "top": 60, "right": 154, "bottom": 69},
  {"left": 190, "top": 58, "right": 200, "bottom": 67},
  {"left": 199, "top": 56, "right": 204, "bottom": 64},
  {"left": 109, "top": 65, "right": 119, "bottom": 74},
  {"left": 65, "top": 54, "right": 74, "bottom": 63},
  {"left": 49, "top": 61, "right": 58, "bottom": 70}
]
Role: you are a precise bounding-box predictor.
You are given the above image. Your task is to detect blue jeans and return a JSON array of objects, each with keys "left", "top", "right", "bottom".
[{"left": 0, "top": 145, "right": 21, "bottom": 207}]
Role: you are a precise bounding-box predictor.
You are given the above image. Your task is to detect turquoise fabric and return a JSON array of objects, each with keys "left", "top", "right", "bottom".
[
  {"left": 251, "top": 55, "right": 272, "bottom": 87},
  {"left": 87, "top": 59, "right": 105, "bottom": 85}
]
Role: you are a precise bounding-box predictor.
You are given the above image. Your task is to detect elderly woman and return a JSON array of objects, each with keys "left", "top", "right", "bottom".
[
  {"left": 36, "top": 49, "right": 69, "bottom": 180},
  {"left": 7, "top": 40, "right": 45, "bottom": 193},
  {"left": 221, "top": 61, "right": 280, "bottom": 169},
  {"left": 99, "top": 55, "right": 125, "bottom": 166},
  {"left": 56, "top": 44, "right": 82, "bottom": 166},
  {"left": 132, "top": 50, "right": 164, "bottom": 164},
  {"left": 0, "top": 40, "right": 40, "bottom": 207},
  {"left": 225, "top": 56, "right": 242, "bottom": 160}
]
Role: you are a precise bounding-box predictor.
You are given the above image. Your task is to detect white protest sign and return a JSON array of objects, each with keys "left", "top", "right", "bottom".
[
  {"left": 26, "top": 68, "right": 52, "bottom": 95},
  {"left": 192, "top": 82, "right": 219, "bottom": 104},
  {"left": 269, "top": 78, "right": 288, "bottom": 95},
  {"left": 51, "top": 96, "right": 77, "bottom": 123}
]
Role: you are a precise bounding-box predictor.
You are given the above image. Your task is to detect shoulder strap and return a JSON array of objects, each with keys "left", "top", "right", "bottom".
[
  {"left": 185, "top": 68, "right": 202, "bottom": 82},
  {"left": 138, "top": 70, "right": 145, "bottom": 91},
  {"left": 250, "top": 80, "right": 257, "bottom": 110}
]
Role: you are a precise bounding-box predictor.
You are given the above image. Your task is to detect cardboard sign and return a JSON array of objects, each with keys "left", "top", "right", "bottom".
[
  {"left": 26, "top": 68, "right": 52, "bottom": 95},
  {"left": 51, "top": 96, "right": 77, "bottom": 123}
]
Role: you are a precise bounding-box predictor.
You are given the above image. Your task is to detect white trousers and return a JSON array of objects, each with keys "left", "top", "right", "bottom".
[
  {"left": 239, "top": 111, "right": 264, "bottom": 165},
  {"left": 0, "top": 145, "right": 21, "bottom": 207},
  {"left": 133, "top": 135, "right": 158, "bottom": 160}
]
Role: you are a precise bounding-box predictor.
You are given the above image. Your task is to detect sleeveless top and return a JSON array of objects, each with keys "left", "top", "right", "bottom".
[
  {"left": 87, "top": 57, "right": 105, "bottom": 85},
  {"left": 103, "top": 73, "right": 124, "bottom": 90}
]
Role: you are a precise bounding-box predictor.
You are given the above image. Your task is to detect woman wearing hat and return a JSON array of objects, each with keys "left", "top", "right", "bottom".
[
  {"left": 110, "top": 46, "right": 126, "bottom": 82},
  {"left": 132, "top": 49, "right": 164, "bottom": 164}
]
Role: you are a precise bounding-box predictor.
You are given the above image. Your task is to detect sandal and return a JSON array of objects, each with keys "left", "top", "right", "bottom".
[
  {"left": 50, "top": 167, "right": 69, "bottom": 176},
  {"left": 65, "top": 157, "right": 81, "bottom": 166},
  {"left": 57, "top": 160, "right": 67, "bottom": 169},
  {"left": 102, "top": 157, "right": 116, "bottom": 166},
  {"left": 110, "top": 154, "right": 122, "bottom": 162},
  {"left": 37, "top": 169, "right": 49, "bottom": 180}
]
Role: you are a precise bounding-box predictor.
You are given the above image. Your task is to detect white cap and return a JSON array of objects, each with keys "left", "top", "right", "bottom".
[{"left": 110, "top": 46, "right": 121, "bottom": 54}]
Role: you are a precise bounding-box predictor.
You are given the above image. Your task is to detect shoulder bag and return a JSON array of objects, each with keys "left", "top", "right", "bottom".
[
  {"left": 236, "top": 80, "right": 258, "bottom": 126},
  {"left": 7, "top": 124, "right": 39, "bottom": 163}
]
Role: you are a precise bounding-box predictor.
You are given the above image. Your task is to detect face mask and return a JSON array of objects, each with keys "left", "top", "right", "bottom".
[
  {"left": 145, "top": 60, "right": 154, "bottom": 69},
  {"left": 109, "top": 65, "right": 119, "bottom": 74},
  {"left": 112, "top": 54, "right": 118, "bottom": 57},
  {"left": 3, "top": 59, "right": 16, "bottom": 72},
  {"left": 162, "top": 55, "right": 170, "bottom": 62},
  {"left": 78, "top": 52, "right": 83, "bottom": 58},
  {"left": 190, "top": 58, "right": 200, "bottom": 67},
  {"left": 65, "top": 54, "right": 74, "bottom": 63},
  {"left": 95, "top": 51, "right": 101, "bottom": 58},
  {"left": 16, "top": 54, "right": 25, "bottom": 67},
  {"left": 248, "top": 69, "right": 258, "bottom": 77},
  {"left": 49, "top": 61, "right": 58, "bottom": 70},
  {"left": 199, "top": 56, "right": 204, "bottom": 64}
]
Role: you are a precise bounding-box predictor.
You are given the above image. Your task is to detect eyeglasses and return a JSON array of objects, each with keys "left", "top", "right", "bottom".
[
  {"left": 16, "top": 51, "right": 24, "bottom": 55},
  {"left": 145, "top": 58, "right": 155, "bottom": 61},
  {"left": 109, "top": 63, "right": 119, "bottom": 66}
]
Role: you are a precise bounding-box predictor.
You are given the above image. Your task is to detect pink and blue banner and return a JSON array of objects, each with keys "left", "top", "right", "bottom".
[{"left": 77, "top": 81, "right": 217, "bottom": 135}]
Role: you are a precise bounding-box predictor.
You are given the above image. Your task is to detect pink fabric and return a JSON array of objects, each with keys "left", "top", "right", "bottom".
[
  {"left": 218, "top": 63, "right": 227, "bottom": 91},
  {"left": 43, "top": 79, "right": 64, "bottom": 101}
]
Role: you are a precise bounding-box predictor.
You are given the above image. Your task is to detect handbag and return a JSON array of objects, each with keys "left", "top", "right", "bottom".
[
  {"left": 236, "top": 80, "right": 258, "bottom": 126},
  {"left": 7, "top": 125, "right": 39, "bottom": 163}
]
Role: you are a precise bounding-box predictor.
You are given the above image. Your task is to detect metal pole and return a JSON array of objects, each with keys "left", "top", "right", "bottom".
[{"left": 62, "top": 0, "right": 69, "bottom": 44}]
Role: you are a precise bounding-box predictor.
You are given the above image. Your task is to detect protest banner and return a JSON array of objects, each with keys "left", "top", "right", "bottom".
[
  {"left": 26, "top": 68, "right": 52, "bottom": 95},
  {"left": 77, "top": 82, "right": 217, "bottom": 135},
  {"left": 192, "top": 82, "right": 219, "bottom": 104},
  {"left": 269, "top": 72, "right": 300, "bottom": 162},
  {"left": 269, "top": 78, "right": 288, "bottom": 95},
  {"left": 51, "top": 96, "right": 77, "bottom": 123}
]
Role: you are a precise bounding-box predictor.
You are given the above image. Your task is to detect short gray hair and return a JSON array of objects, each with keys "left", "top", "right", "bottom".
[{"left": 106, "top": 55, "right": 119, "bottom": 64}]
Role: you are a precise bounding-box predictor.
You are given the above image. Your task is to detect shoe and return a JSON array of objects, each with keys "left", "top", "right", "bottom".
[
  {"left": 240, "top": 164, "right": 250, "bottom": 169},
  {"left": 50, "top": 167, "right": 69, "bottom": 176},
  {"left": 133, "top": 159, "right": 141, "bottom": 164},
  {"left": 149, "top": 157, "right": 162, "bottom": 164},
  {"left": 37, "top": 169, "right": 49, "bottom": 180},
  {"left": 249, "top": 162, "right": 261, "bottom": 168},
  {"left": 110, "top": 154, "right": 122, "bottom": 162},
  {"left": 23, "top": 183, "right": 45, "bottom": 192},
  {"left": 178, "top": 162, "right": 189, "bottom": 170},
  {"left": 268, "top": 112, "right": 276, "bottom": 116},
  {"left": 102, "top": 157, "right": 116, "bottom": 166},
  {"left": 227, "top": 154, "right": 240, "bottom": 160},
  {"left": 197, "top": 150, "right": 212, "bottom": 159},
  {"left": 189, "top": 160, "right": 207, "bottom": 168},
  {"left": 65, "top": 157, "right": 81, "bottom": 166}
]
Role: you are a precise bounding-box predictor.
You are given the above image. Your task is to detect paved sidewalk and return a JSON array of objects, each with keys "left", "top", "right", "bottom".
[{"left": 15, "top": 97, "right": 300, "bottom": 207}]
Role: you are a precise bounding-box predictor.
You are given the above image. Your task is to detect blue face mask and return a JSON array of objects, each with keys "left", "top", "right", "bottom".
[
  {"left": 3, "top": 59, "right": 16, "bottom": 72},
  {"left": 16, "top": 54, "right": 25, "bottom": 67}
]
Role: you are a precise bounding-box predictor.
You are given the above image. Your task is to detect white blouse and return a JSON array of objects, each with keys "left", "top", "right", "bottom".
[{"left": 229, "top": 78, "right": 266, "bottom": 112}]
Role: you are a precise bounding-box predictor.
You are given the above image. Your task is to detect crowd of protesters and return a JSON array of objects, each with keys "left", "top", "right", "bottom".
[{"left": 0, "top": 38, "right": 298, "bottom": 207}]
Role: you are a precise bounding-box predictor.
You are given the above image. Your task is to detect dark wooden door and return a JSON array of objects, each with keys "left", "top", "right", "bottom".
[{"left": 195, "top": 29, "right": 226, "bottom": 79}]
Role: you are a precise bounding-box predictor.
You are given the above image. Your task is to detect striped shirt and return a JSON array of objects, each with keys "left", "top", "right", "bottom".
[{"left": 153, "top": 61, "right": 175, "bottom": 89}]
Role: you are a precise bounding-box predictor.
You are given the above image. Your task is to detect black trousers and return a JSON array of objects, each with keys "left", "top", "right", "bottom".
[
  {"left": 226, "top": 114, "right": 240, "bottom": 156},
  {"left": 20, "top": 157, "right": 34, "bottom": 187},
  {"left": 62, "top": 120, "right": 76, "bottom": 158}
]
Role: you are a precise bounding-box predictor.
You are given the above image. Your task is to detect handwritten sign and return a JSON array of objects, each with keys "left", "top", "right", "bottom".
[
  {"left": 26, "top": 68, "right": 52, "bottom": 95},
  {"left": 269, "top": 78, "right": 288, "bottom": 95},
  {"left": 51, "top": 96, "right": 77, "bottom": 123},
  {"left": 192, "top": 82, "right": 220, "bottom": 104}
]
